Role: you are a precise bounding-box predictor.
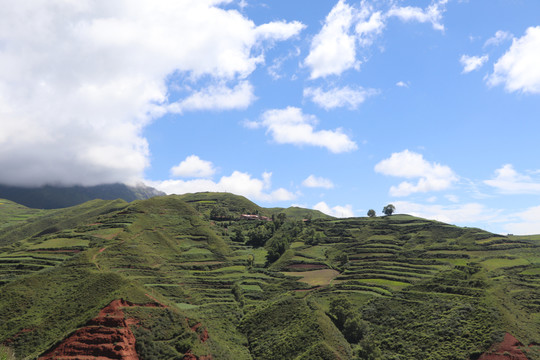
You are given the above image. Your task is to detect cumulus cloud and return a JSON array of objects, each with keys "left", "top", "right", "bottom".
[
  {"left": 505, "top": 205, "right": 540, "bottom": 235},
  {"left": 314, "top": 201, "right": 354, "bottom": 217},
  {"left": 168, "top": 81, "right": 256, "bottom": 113},
  {"left": 375, "top": 150, "right": 458, "bottom": 196},
  {"left": 302, "top": 175, "right": 334, "bottom": 189},
  {"left": 304, "top": 0, "right": 446, "bottom": 79},
  {"left": 355, "top": 6, "right": 385, "bottom": 47},
  {"left": 170, "top": 155, "right": 216, "bottom": 178},
  {"left": 304, "top": 0, "right": 357, "bottom": 79},
  {"left": 247, "top": 107, "right": 357, "bottom": 153},
  {"left": 484, "top": 30, "right": 513, "bottom": 48},
  {"left": 484, "top": 164, "right": 540, "bottom": 194},
  {"left": 387, "top": 0, "right": 448, "bottom": 32},
  {"left": 394, "top": 201, "right": 501, "bottom": 225},
  {"left": 254, "top": 20, "right": 306, "bottom": 41},
  {"left": 0, "top": 1, "right": 304, "bottom": 186},
  {"left": 151, "top": 171, "right": 296, "bottom": 202},
  {"left": 487, "top": 26, "right": 540, "bottom": 94},
  {"left": 303, "top": 86, "right": 378, "bottom": 110},
  {"left": 460, "top": 54, "right": 489, "bottom": 73}
]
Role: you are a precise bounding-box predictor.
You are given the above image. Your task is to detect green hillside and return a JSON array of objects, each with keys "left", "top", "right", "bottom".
[{"left": 0, "top": 193, "right": 539, "bottom": 360}]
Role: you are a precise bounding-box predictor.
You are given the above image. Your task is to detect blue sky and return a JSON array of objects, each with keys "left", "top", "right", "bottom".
[{"left": 1, "top": 0, "right": 540, "bottom": 234}]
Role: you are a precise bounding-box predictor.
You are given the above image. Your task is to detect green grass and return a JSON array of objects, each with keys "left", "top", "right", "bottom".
[
  {"left": 176, "top": 302, "right": 200, "bottom": 310},
  {"left": 521, "top": 268, "right": 540, "bottom": 275},
  {"left": 240, "top": 284, "right": 263, "bottom": 292},
  {"left": 27, "top": 238, "right": 89, "bottom": 249},
  {"left": 1, "top": 193, "right": 540, "bottom": 360},
  {"left": 481, "top": 257, "right": 530, "bottom": 271}
]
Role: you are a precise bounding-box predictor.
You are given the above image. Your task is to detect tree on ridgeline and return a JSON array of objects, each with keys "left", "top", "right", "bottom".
[
  {"left": 367, "top": 209, "right": 376, "bottom": 217},
  {"left": 383, "top": 204, "right": 395, "bottom": 216}
]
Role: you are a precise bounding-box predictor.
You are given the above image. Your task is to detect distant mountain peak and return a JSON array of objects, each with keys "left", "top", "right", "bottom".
[{"left": 0, "top": 183, "right": 165, "bottom": 209}]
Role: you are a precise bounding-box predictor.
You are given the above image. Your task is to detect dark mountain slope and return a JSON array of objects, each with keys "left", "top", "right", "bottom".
[{"left": 0, "top": 183, "right": 164, "bottom": 209}]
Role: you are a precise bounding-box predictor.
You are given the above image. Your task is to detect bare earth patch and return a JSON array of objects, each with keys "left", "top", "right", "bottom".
[
  {"left": 282, "top": 269, "right": 340, "bottom": 287},
  {"left": 478, "top": 333, "right": 528, "bottom": 360}
]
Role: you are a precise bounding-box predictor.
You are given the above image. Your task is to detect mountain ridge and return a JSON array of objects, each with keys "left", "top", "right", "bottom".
[
  {"left": 0, "top": 192, "right": 539, "bottom": 359},
  {"left": 0, "top": 183, "right": 165, "bottom": 209}
]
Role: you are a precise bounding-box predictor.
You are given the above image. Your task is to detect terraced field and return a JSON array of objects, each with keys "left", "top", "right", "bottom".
[{"left": 1, "top": 194, "right": 539, "bottom": 360}]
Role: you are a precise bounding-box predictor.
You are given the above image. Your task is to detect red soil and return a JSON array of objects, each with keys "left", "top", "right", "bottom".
[
  {"left": 478, "top": 333, "right": 528, "bottom": 360},
  {"left": 38, "top": 299, "right": 163, "bottom": 360},
  {"left": 188, "top": 322, "right": 209, "bottom": 343}
]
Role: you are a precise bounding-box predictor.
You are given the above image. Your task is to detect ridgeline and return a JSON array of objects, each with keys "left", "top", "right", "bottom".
[{"left": 0, "top": 192, "right": 539, "bottom": 359}]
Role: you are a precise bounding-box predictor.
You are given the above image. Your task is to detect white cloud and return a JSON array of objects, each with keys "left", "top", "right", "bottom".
[
  {"left": 304, "top": 86, "right": 378, "bottom": 110},
  {"left": 248, "top": 107, "right": 357, "bottom": 153},
  {"left": 375, "top": 150, "right": 458, "bottom": 196},
  {"left": 302, "top": 175, "right": 334, "bottom": 189},
  {"left": 460, "top": 54, "right": 489, "bottom": 73},
  {"left": 487, "top": 26, "right": 540, "bottom": 94},
  {"left": 255, "top": 21, "right": 306, "bottom": 41},
  {"left": 505, "top": 205, "right": 540, "bottom": 235},
  {"left": 314, "top": 201, "right": 354, "bottom": 217},
  {"left": 0, "top": 1, "right": 303, "bottom": 186},
  {"left": 151, "top": 171, "right": 296, "bottom": 202},
  {"left": 484, "top": 164, "right": 540, "bottom": 194},
  {"left": 170, "top": 155, "right": 216, "bottom": 178},
  {"left": 304, "top": 0, "right": 447, "bottom": 79},
  {"left": 387, "top": 0, "right": 448, "bottom": 32},
  {"left": 304, "top": 0, "right": 358, "bottom": 79},
  {"left": 484, "top": 30, "right": 513, "bottom": 48},
  {"left": 168, "top": 81, "right": 256, "bottom": 113},
  {"left": 394, "top": 201, "right": 500, "bottom": 225},
  {"left": 396, "top": 81, "right": 409, "bottom": 88},
  {"left": 355, "top": 8, "right": 385, "bottom": 47}
]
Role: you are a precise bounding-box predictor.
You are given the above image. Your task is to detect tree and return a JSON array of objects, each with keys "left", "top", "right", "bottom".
[
  {"left": 343, "top": 316, "right": 368, "bottom": 343},
  {"left": 273, "top": 212, "right": 287, "bottom": 229},
  {"left": 231, "top": 228, "right": 244, "bottom": 243},
  {"left": 329, "top": 296, "right": 354, "bottom": 329},
  {"left": 246, "top": 225, "right": 272, "bottom": 247},
  {"left": 367, "top": 209, "right": 376, "bottom": 217},
  {"left": 210, "top": 205, "right": 230, "bottom": 220},
  {"left": 265, "top": 234, "right": 290, "bottom": 263},
  {"left": 382, "top": 204, "right": 395, "bottom": 216}
]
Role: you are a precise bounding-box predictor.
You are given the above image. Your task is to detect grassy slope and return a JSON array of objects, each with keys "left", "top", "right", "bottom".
[
  {"left": 0, "top": 199, "right": 46, "bottom": 231},
  {"left": 241, "top": 295, "right": 352, "bottom": 360},
  {"left": 0, "top": 193, "right": 539, "bottom": 360}
]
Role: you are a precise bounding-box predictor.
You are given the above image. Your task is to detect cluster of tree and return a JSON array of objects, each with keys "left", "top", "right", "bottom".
[
  {"left": 209, "top": 205, "right": 234, "bottom": 221},
  {"left": 302, "top": 227, "right": 325, "bottom": 245},
  {"left": 246, "top": 223, "right": 274, "bottom": 247},
  {"left": 328, "top": 297, "right": 368, "bottom": 343},
  {"left": 265, "top": 233, "right": 291, "bottom": 263},
  {"left": 366, "top": 204, "right": 396, "bottom": 218}
]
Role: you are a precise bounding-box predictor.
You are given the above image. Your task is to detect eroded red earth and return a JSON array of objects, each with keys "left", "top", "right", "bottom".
[
  {"left": 38, "top": 299, "right": 161, "bottom": 360},
  {"left": 478, "top": 333, "right": 528, "bottom": 360},
  {"left": 37, "top": 298, "right": 212, "bottom": 360}
]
